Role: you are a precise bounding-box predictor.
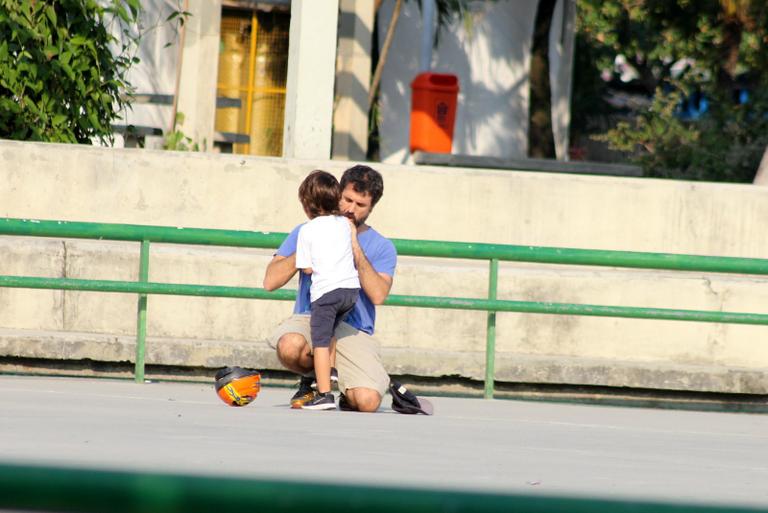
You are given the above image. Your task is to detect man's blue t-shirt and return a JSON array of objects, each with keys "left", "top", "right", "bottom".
[{"left": 277, "top": 224, "right": 397, "bottom": 335}]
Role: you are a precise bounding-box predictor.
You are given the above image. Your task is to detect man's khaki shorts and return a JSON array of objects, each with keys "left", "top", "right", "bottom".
[{"left": 268, "top": 314, "right": 390, "bottom": 397}]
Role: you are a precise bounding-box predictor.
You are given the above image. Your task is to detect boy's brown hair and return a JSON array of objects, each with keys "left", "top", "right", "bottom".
[{"left": 298, "top": 170, "right": 341, "bottom": 218}]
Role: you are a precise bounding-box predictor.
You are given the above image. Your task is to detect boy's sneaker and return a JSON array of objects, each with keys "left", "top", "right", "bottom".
[
  {"left": 301, "top": 392, "right": 337, "bottom": 411},
  {"left": 290, "top": 375, "right": 316, "bottom": 409}
]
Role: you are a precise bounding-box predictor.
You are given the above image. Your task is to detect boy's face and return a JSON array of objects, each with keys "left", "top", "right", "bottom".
[{"left": 339, "top": 184, "right": 373, "bottom": 226}]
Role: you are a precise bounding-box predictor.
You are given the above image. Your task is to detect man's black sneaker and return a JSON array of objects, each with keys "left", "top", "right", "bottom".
[
  {"left": 290, "top": 375, "right": 315, "bottom": 409},
  {"left": 301, "top": 392, "right": 337, "bottom": 411},
  {"left": 338, "top": 393, "right": 354, "bottom": 411}
]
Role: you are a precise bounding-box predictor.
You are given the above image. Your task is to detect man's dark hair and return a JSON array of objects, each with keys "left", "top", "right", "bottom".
[
  {"left": 340, "top": 164, "right": 384, "bottom": 207},
  {"left": 298, "top": 170, "right": 341, "bottom": 218}
]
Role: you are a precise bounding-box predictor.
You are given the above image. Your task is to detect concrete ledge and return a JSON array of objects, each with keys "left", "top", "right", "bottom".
[
  {"left": 413, "top": 151, "right": 643, "bottom": 176},
  {"left": 0, "top": 328, "right": 280, "bottom": 370},
  {"left": 384, "top": 347, "right": 768, "bottom": 394},
  {"left": 2, "top": 329, "right": 766, "bottom": 395},
  {"left": 491, "top": 354, "right": 768, "bottom": 395}
]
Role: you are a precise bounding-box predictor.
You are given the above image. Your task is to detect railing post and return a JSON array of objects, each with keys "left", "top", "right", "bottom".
[
  {"left": 484, "top": 258, "right": 498, "bottom": 399},
  {"left": 135, "top": 240, "right": 150, "bottom": 383}
]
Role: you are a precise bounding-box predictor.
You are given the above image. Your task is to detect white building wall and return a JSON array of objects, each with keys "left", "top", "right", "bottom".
[
  {"left": 108, "top": 0, "right": 221, "bottom": 149},
  {"left": 377, "top": 0, "right": 575, "bottom": 164},
  {"left": 113, "top": 1, "right": 183, "bottom": 135}
]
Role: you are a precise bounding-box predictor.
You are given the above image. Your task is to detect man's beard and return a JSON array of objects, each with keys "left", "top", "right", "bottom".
[{"left": 344, "top": 212, "right": 365, "bottom": 227}]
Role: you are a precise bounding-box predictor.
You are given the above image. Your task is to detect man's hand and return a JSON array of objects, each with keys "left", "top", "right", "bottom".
[{"left": 263, "top": 254, "right": 298, "bottom": 291}]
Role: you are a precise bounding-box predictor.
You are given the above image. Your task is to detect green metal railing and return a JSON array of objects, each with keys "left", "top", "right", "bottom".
[
  {"left": 1, "top": 217, "right": 768, "bottom": 397},
  {"left": 3, "top": 462, "right": 766, "bottom": 513}
]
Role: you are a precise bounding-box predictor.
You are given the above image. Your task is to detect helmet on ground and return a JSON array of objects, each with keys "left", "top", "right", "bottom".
[{"left": 215, "top": 366, "right": 261, "bottom": 407}]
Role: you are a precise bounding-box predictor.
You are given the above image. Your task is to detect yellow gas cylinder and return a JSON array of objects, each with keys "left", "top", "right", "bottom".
[
  {"left": 215, "top": 31, "right": 245, "bottom": 137},
  {"left": 248, "top": 13, "right": 289, "bottom": 156}
]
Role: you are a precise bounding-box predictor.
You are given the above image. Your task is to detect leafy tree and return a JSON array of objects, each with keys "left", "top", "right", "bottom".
[
  {"left": 575, "top": 0, "right": 768, "bottom": 182},
  {"left": 597, "top": 85, "right": 768, "bottom": 181},
  {"left": 0, "top": 0, "right": 140, "bottom": 144}
]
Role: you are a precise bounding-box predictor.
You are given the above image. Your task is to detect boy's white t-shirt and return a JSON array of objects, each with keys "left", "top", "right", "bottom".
[{"left": 295, "top": 215, "right": 360, "bottom": 303}]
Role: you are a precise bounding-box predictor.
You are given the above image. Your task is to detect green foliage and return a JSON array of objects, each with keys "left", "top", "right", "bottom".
[
  {"left": 0, "top": 0, "right": 142, "bottom": 144},
  {"left": 162, "top": 113, "right": 202, "bottom": 152},
  {"left": 575, "top": 0, "right": 768, "bottom": 182},
  {"left": 578, "top": 0, "right": 768, "bottom": 93},
  {"left": 411, "top": 1, "right": 496, "bottom": 46},
  {"left": 598, "top": 86, "right": 768, "bottom": 182}
]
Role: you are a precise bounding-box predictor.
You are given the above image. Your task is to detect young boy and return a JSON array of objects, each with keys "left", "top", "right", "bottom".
[{"left": 295, "top": 170, "right": 360, "bottom": 410}]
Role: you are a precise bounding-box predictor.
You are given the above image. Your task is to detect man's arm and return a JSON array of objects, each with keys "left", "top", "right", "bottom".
[
  {"left": 350, "top": 224, "right": 392, "bottom": 305},
  {"left": 263, "top": 253, "right": 298, "bottom": 291},
  {"left": 355, "top": 250, "right": 392, "bottom": 305}
]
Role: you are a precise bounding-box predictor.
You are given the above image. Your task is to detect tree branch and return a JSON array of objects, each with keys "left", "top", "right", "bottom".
[{"left": 368, "top": 0, "right": 403, "bottom": 109}]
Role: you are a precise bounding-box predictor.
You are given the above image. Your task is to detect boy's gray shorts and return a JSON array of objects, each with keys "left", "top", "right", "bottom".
[
  {"left": 268, "top": 314, "right": 390, "bottom": 397},
  {"left": 309, "top": 287, "right": 359, "bottom": 349}
]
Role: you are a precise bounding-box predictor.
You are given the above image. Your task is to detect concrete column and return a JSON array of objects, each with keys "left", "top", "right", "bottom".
[
  {"left": 332, "top": 0, "right": 374, "bottom": 161},
  {"left": 550, "top": 0, "right": 576, "bottom": 161},
  {"left": 175, "top": 0, "right": 222, "bottom": 151},
  {"left": 283, "top": 0, "right": 340, "bottom": 160}
]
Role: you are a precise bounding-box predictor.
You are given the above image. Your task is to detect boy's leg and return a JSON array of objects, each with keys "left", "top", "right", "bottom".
[
  {"left": 313, "top": 347, "right": 332, "bottom": 393},
  {"left": 329, "top": 337, "right": 337, "bottom": 372},
  {"left": 309, "top": 295, "right": 339, "bottom": 395},
  {"left": 328, "top": 289, "right": 356, "bottom": 385}
]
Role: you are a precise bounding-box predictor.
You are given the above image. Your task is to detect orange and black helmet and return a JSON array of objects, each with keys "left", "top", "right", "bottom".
[{"left": 215, "top": 366, "right": 261, "bottom": 407}]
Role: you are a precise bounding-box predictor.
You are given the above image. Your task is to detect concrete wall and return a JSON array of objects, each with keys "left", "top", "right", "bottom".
[{"left": 1, "top": 140, "right": 768, "bottom": 393}]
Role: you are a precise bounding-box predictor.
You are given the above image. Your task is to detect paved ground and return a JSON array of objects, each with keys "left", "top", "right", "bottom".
[{"left": 1, "top": 375, "right": 767, "bottom": 509}]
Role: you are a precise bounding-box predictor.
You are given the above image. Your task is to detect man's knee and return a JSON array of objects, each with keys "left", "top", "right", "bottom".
[
  {"left": 347, "top": 388, "right": 381, "bottom": 413},
  {"left": 276, "top": 333, "right": 311, "bottom": 372}
]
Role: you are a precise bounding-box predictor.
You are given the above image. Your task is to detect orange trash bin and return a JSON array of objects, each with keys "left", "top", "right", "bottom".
[{"left": 409, "top": 72, "right": 459, "bottom": 154}]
